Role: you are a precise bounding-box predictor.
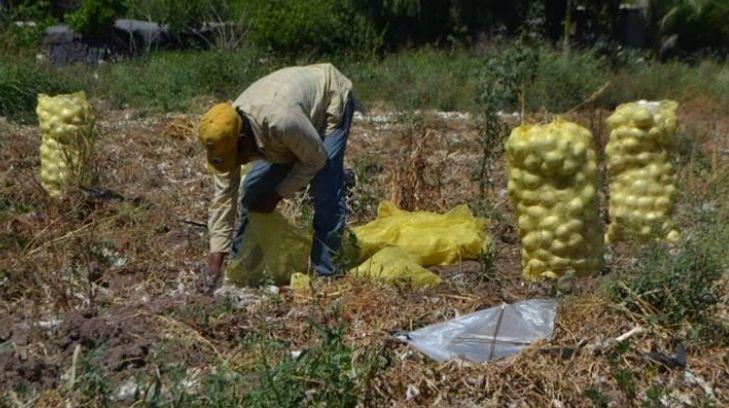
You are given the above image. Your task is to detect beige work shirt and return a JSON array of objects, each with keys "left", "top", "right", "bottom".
[{"left": 207, "top": 63, "right": 352, "bottom": 253}]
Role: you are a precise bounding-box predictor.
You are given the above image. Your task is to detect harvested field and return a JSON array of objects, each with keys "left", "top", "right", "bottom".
[{"left": 1, "top": 102, "right": 727, "bottom": 407}]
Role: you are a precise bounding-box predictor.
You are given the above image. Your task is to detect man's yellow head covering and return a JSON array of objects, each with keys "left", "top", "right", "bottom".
[{"left": 198, "top": 103, "right": 242, "bottom": 172}]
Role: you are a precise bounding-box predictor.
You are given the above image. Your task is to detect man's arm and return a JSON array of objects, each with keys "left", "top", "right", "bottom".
[
  {"left": 206, "top": 168, "right": 240, "bottom": 285},
  {"left": 271, "top": 110, "right": 327, "bottom": 198}
]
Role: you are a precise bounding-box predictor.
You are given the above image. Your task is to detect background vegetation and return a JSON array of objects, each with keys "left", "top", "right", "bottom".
[{"left": 0, "top": 0, "right": 727, "bottom": 122}]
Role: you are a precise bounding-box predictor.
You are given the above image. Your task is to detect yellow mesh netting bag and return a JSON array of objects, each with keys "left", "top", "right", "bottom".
[
  {"left": 36, "top": 92, "right": 94, "bottom": 198},
  {"left": 505, "top": 119, "right": 603, "bottom": 281},
  {"left": 225, "top": 211, "right": 311, "bottom": 287},
  {"left": 349, "top": 246, "right": 441, "bottom": 289},
  {"left": 352, "top": 201, "right": 490, "bottom": 266},
  {"left": 605, "top": 100, "right": 680, "bottom": 244}
]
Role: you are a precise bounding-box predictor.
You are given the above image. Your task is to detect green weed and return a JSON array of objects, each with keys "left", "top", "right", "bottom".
[
  {"left": 96, "top": 48, "right": 272, "bottom": 112},
  {"left": 0, "top": 58, "right": 84, "bottom": 122},
  {"left": 244, "top": 323, "right": 367, "bottom": 407},
  {"left": 333, "top": 227, "right": 361, "bottom": 275},
  {"left": 583, "top": 387, "right": 609, "bottom": 408},
  {"left": 73, "top": 346, "right": 112, "bottom": 406},
  {"left": 609, "top": 235, "right": 725, "bottom": 344},
  {"left": 643, "top": 385, "right": 664, "bottom": 408},
  {"left": 528, "top": 48, "right": 610, "bottom": 112}
]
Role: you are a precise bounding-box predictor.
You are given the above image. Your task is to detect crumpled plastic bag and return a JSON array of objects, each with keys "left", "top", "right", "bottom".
[
  {"left": 225, "top": 211, "right": 311, "bottom": 287},
  {"left": 397, "top": 299, "right": 558, "bottom": 363},
  {"left": 349, "top": 246, "right": 440, "bottom": 289},
  {"left": 353, "top": 201, "right": 489, "bottom": 266}
]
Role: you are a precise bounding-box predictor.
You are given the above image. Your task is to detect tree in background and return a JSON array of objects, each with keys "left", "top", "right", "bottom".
[
  {"left": 350, "top": 0, "right": 533, "bottom": 48},
  {"left": 66, "top": 0, "right": 126, "bottom": 45},
  {"left": 127, "top": 0, "right": 230, "bottom": 40},
  {"left": 654, "top": 0, "right": 729, "bottom": 57}
]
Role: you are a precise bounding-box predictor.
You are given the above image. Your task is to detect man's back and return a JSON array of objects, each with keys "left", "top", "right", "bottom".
[{"left": 233, "top": 63, "right": 351, "bottom": 134}]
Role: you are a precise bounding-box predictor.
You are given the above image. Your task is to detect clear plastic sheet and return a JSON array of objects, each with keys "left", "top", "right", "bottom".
[{"left": 398, "top": 299, "right": 558, "bottom": 363}]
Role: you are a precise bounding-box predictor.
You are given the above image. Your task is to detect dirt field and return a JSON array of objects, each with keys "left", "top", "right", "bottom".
[{"left": 1, "top": 101, "right": 727, "bottom": 407}]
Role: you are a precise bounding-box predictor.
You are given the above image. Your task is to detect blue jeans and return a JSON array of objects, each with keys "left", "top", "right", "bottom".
[{"left": 231, "top": 97, "right": 354, "bottom": 276}]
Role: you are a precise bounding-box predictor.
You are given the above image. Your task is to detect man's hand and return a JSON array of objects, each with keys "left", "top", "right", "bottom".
[
  {"left": 206, "top": 252, "right": 226, "bottom": 293},
  {"left": 249, "top": 190, "right": 282, "bottom": 213}
]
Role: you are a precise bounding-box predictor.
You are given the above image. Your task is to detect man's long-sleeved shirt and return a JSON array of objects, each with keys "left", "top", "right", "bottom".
[{"left": 207, "top": 63, "right": 352, "bottom": 253}]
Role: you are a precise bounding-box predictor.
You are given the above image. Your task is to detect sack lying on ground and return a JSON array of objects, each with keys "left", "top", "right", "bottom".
[
  {"left": 349, "top": 246, "right": 440, "bottom": 289},
  {"left": 353, "top": 201, "right": 489, "bottom": 266},
  {"left": 226, "top": 211, "right": 311, "bottom": 287}
]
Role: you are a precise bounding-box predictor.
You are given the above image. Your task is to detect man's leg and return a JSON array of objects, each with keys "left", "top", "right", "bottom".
[
  {"left": 231, "top": 161, "right": 292, "bottom": 257},
  {"left": 310, "top": 98, "right": 354, "bottom": 275}
]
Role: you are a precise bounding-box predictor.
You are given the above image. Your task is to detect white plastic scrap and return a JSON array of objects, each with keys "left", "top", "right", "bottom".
[
  {"left": 397, "top": 299, "right": 558, "bottom": 363},
  {"left": 213, "top": 285, "right": 261, "bottom": 310}
]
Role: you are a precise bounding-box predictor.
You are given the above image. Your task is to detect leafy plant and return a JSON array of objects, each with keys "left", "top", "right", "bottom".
[
  {"left": 655, "top": 0, "right": 729, "bottom": 57},
  {"left": 333, "top": 227, "right": 361, "bottom": 275},
  {"left": 245, "top": 323, "right": 366, "bottom": 407},
  {"left": 0, "top": 57, "right": 83, "bottom": 122},
  {"left": 610, "top": 235, "right": 725, "bottom": 342},
  {"left": 528, "top": 47, "right": 609, "bottom": 112},
  {"left": 475, "top": 40, "right": 538, "bottom": 196},
  {"left": 66, "top": 0, "right": 128, "bottom": 44},
  {"left": 583, "top": 387, "right": 609, "bottom": 407},
  {"left": 73, "top": 346, "right": 112, "bottom": 405}
]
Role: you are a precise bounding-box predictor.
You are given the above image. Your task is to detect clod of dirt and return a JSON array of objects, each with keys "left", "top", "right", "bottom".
[
  {"left": 61, "top": 309, "right": 119, "bottom": 348},
  {"left": 0, "top": 353, "right": 60, "bottom": 391},
  {"left": 59, "top": 308, "right": 151, "bottom": 371},
  {"left": 0, "top": 315, "right": 13, "bottom": 341}
]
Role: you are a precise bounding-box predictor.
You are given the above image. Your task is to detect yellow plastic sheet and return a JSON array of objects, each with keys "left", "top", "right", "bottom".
[
  {"left": 349, "top": 246, "right": 441, "bottom": 289},
  {"left": 353, "top": 201, "right": 489, "bottom": 266},
  {"left": 225, "top": 211, "right": 311, "bottom": 287}
]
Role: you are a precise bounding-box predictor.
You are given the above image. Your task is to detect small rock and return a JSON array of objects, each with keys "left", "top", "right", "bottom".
[
  {"left": 37, "top": 318, "right": 62, "bottom": 331},
  {"left": 114, "top": 377, "right": 138, "bottom": 402},
  {"left": 405, "top": 384, "right": 420, "bottom": 401}
]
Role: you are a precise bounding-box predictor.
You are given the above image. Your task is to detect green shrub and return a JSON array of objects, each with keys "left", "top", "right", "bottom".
[
  {"left": 244, "top": 0, "right": 380, "bottom": 56},
  {"left": 127, "top": 0, "right": 232, "bottom": 40},
  {"left": 527, "top": 48, "right": 610, "bottom": 112},
  {"left": 610, "top": 234, "right": 726, "bottom": 343},
  {"left": 351, "top": 0, "right": 533, "bottom": 48},
  {"left": 0, "top": 1, "right": 58, "bottom": 57},
  {"left": 66, "top": 0, "right": 128, "bottom": 44},
  {"left": 657, "top": 0, "right": 729, "bottom": 57},
  {"left": 0, "top": 58, "right": 84, "bottom": 122},
  {"left": 600, "top": 59, "right": 703, "bottom": 108},
  {"left": 343, "top": 48, "right": 481, "bottom": 111},
  {"left": 243, "top": 323, "right": 374, "bottom": 407},
  {"left": 97, "top": 48, "right": 272, "bottom": 111},
  {"left": 477, "top": 41, "right": 539, "bottom": 110}
]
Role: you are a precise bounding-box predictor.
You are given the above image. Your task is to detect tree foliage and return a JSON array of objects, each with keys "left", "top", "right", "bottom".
[
  {"left": 656, "top": 0, "right": 729, "bottom": 55},
  {"left": 66, "top": 0, "right": 127, "bottom": 43}
]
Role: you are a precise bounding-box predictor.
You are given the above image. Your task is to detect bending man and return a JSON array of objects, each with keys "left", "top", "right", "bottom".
[{"left": 198, "top": 63, "right": 354, "bottom": 290}]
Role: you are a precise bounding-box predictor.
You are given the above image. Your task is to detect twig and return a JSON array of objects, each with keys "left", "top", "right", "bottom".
[
  {"left": 566, "top": 81, "right": 611, "bottom": 114},
  {"left": 67, "top": 344, "right": 82, "bottom": 389},
  {"left": 487, "top": 303, "right": 507, "bottom": 362},
  {"left": 615, "top": 326, "right": 644, "bottom": 343},
  {"left": 148, "top": 313, "right": 224, "bottom": 362},
  {"left": 178, "top": 219, "right": 207, "bottom": 229}
]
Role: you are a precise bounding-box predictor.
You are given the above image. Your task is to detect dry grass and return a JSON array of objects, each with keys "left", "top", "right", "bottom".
[{"left": 0, "top": 103, "right": 727, "bottom": 407}]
